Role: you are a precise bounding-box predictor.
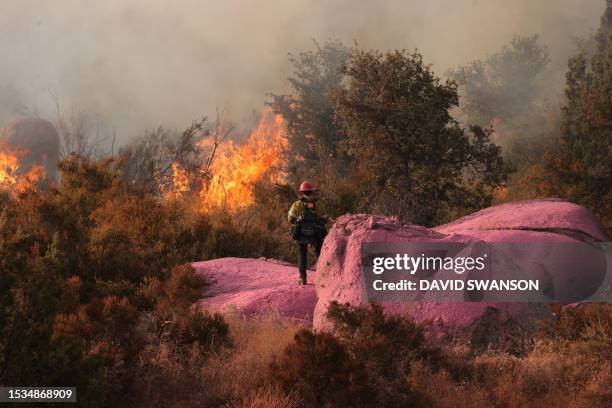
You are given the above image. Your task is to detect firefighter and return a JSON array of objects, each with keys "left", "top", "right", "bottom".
[{"left": 288, "top": 181, "right": 328, "bottom": 285}]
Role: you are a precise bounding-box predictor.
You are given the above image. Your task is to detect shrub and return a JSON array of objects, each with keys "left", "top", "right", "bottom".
[
  {"left": 537, "top": 303, "right": 611, "bottom": 357},
  {"left": 159, "top": 264, "right": 211, "bottom": 316},
  {"left": 327, "top": 302, "right": 446, "bottom": 373},
  {"left": 170, "top": 309, "right": 230, "bottom": 353},
  {"left": 271, "top": 329, "right": 373, "bottom": 407},
  {"left": 270, "top": 303, "right": 439, "bottom": 407},
  {"left": 538, "top": 303, "right": 611, "bottom": 341},
  {"left": 468, "top": 306, "right": 531, "bottom": 356},
  {"left": 0, "top": 155, "right": 231, "bottom": 405}
]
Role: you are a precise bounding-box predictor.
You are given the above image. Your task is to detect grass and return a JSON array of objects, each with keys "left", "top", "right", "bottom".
[
  {"left": 201, "top": 312, "right": 302, "bottom": 403},
  {"left": 130, "top": 304, "right": 611, "bottom": 407}
]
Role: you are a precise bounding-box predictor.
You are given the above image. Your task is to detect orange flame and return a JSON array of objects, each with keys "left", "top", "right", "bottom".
[
  {"left": 201, "top": 109, "right": 288, "bottom": 211},
  {"left": 0, "top": 143, "right": 45, "bottom": 193},
  {"left": 162, "top": 162, "right": 191, "bottom": 200},
  {"left": 0, "top": 144, "right": 19, "bottom": 187}
]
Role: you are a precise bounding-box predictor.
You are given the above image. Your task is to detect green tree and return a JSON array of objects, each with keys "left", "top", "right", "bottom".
[
  {"left": 268, "top": 41, "right": 361, "bottom": 217},
  {"left": 332, "top": 49, "right": 509, "bottom": 225},
  {"left": 268, "top": 40, "right": 352, "bottom": 202},
  {"left": 269, "top": 40, "right": 352, "bottom": 170},
  {"left": 546, "top": 1, "right": 612, "bottom": 227}
]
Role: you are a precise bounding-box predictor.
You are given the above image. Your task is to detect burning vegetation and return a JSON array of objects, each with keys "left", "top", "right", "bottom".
[
  {"left": 0, "top": 2, "right": 610, "bottom": 406},
  {"left": 0, "top": 143, "right": 44, "bottom": 193},
  {"left": 162, "top": 108, "right": 289, "bottom": 212},
  {"left": 0, "top": 143, "right": 19, "bottom": 186},
  {"left": 200, "top": 109, "right": 288, "bottom": 212}
]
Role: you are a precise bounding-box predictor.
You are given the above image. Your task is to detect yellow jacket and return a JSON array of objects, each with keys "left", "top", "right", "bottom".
[{"left": 288, "top": 197, "right": 327, "bottom": 224}]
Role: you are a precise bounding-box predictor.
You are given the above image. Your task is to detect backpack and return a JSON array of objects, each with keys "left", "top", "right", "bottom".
[{"left": 292, "top": 199, "right": 323, "bottom": 243}]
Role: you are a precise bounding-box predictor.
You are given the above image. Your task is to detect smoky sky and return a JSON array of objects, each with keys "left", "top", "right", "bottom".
[{"left": 0, "top": 0, "right": 605, "bottom": 142}]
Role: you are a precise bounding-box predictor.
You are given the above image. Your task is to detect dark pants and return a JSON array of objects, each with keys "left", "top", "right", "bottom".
[{"left": 298, "top": 238, "right": 323, "bottom": 282}]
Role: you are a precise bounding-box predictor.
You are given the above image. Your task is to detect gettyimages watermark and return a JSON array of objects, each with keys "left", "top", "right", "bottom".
[{"left": 360, "top": 242, "right": 612, "bottom": 303}]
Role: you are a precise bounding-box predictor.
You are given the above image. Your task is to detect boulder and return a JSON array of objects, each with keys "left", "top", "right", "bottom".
[
  {"left": 193, "top": 257, "right": 317, "bottom": 323},
  {"left": 0, "top": 117, "right": 60, "bottom": 180},
  {"left": 313, "top": 200, "right": 609, "bottom": 331},
  {"left": 435, "top": 198, "right": 608, "bottom": 242}
]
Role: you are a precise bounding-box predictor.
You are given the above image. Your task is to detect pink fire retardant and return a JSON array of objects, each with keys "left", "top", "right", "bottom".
[
  {"left": 193, "top": 257, "right": 317, "bottom": 323},
  {"left": 313, "top": 199, "right": 608, "bottom": 331}
]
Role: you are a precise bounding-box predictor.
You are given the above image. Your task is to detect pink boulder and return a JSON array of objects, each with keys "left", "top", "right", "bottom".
[
  {"left": 313, "top": 199, "right": 609, "bottom": 331},
  {"left": 435, "top": 198, "right": 608, "bottom": 242},
  {"left": 193, "top": 257, "right": 317, "bottom": 323}
]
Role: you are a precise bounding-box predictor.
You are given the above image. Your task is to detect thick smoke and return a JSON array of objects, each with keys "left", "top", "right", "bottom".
[{"left": 0, "top": 0, "right": 605, "bottom": 142}]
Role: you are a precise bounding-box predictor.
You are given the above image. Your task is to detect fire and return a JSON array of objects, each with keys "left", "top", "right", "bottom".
[
  {"left": 200, "top": 109, "right": 288, "bottom": 211},
  {"left": 0, "top": 143, "right": 45, "bottom": 193},
  {"left": 0, "top": 144, "right": 19, "bottom": 187},
  {"left": 163, "top": 162, "right": 191, "bottom": 200}
]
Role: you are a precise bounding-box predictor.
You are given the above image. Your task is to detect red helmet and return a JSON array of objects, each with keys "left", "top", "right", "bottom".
[{"left": 299, "top": 181, "right": 315, "bottom": 192}]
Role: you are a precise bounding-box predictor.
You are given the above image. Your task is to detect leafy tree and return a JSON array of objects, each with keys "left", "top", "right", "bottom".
[
  {"left": 268, "top": 40, "right": 361, "bottom": 217},
  {"left": 332, "top": 49, "right": 509, "bottom": 225},
  {"left": 444, "top": 36, "right": 555, "bottom": 203},
  {"left": 545, "top": 1, "right": 612, "bottom": 228},
  {"left": 269, "top": 40, "right": 352, "bottom": 170}
]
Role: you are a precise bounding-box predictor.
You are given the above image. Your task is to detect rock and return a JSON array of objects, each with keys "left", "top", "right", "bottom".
[
  {"left": 193, "top": 257, "right": 317, "bottom": 323},
  {"left": 435, "top": 198, "right": 608, "bottom": 243},
  {"left": 0, "top": 117, "right": 60, "bottom": 180},
  {"left": 313, "top": 200, "right": 609, "bottom": 331}
]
